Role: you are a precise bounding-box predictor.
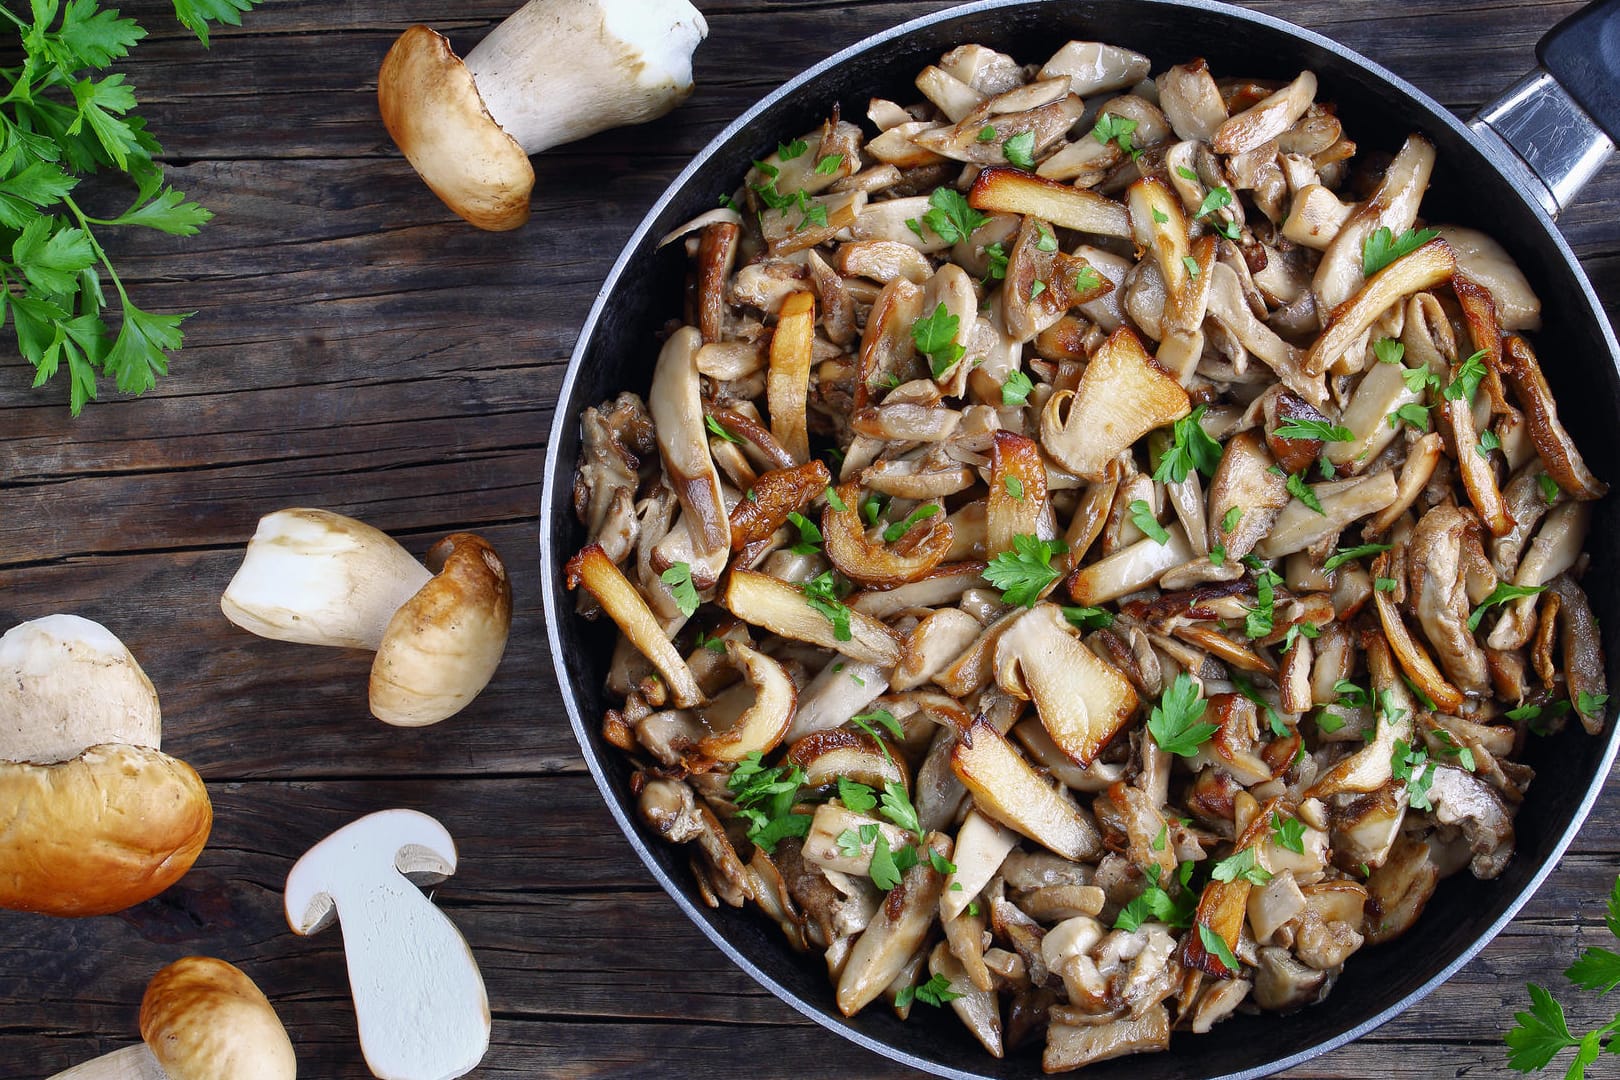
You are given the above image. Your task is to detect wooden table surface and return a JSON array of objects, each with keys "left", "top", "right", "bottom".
[{"left": 1, "top": 0, "right": 1615, "bottom": 1076}]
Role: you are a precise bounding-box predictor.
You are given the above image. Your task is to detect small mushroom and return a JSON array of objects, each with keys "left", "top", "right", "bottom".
[
  {"left": 223, "top": 509, "right": 512, "bottom": 726},
  {"left": 50, "top": 957, "right": 295, "bottom": 1080},
  {"left": 378, "top": 0, "right": 708, "bottom": 229}
]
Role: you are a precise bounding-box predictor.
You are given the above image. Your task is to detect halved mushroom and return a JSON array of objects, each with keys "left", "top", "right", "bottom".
[
  {"left": 994, "top": 605, "right": 1139, "bottom": 766},
  {"left": 1041, "top": 327, "right": 1190, "bottom": 480}
]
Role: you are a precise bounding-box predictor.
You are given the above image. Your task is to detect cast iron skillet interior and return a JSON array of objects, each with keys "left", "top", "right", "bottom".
[{"left": 540, "top": 2, "right": 1620, "bottom": 1076}]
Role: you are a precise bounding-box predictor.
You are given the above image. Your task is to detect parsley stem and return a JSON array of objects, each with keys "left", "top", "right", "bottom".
[{"left": 61, "top": 193, "right": 130, "bottom": 307}]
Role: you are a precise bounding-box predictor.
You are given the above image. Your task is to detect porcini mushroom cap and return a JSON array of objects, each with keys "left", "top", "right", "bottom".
[
  {"left": 140, "top": 957, "right": 296, "bottom": 1080},
  {"left": 370, "top": 533, "right": 513, "bottom": 727},
  {"left": 0, "top": 614, "right": 161, "bottom": 763},
  {"left": 377, "top": 25, "right": 535, "bottom": 231}
]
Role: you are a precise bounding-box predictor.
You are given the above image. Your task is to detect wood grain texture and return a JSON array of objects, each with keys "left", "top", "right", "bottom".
[{"left": 0, "top": 0, "right": 1615, "bottom": 1077}]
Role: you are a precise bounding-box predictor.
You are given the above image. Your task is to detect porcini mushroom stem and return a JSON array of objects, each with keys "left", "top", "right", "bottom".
[{"left": 48, "top": 1044, "right": 164, "bottom": 1080}]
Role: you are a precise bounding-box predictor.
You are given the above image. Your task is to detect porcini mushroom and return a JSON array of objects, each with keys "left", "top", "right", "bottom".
[
  {"left": 0, "top": 615, "right": 211, "bottom": 918},
  {"left": 379, "top": 0, "right": 708, "bottom": 230},
  {"left": 49, "top": 956, "right": 295, "bottom": 1080},
  {"left": 221, "top": 509, "right": 512, "bottom": 727}
]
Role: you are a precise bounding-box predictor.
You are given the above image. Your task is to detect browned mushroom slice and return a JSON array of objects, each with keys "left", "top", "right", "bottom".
[
  {"left": 1002, "top": 217, "right": 1115, "bottom": 342},
  {"left": 790, "top": 727, "right": 910, "bottom": 793},
  {"left": 993, "top": 605, "right": 1139, "bottom": 766},
  {"left": 821, "top": 482, "right": 952, "bottom": 588},
  {"left": 1434, "top": 226, "right": 1542, "bottom": 331},
  {"left": 1369, "top": 551, "right": 1466, "bottom": 714},
  {"left": 566, "top": 545, "right": 703, "bottom": 709},
  {"left": 866, "top": 121, "right": 952, "bottom": 168},
  {"left": 850, "top": 561, "right": 988, "bottom": 620},
  {"left": 767, "top": 291, "right": 816, "bottom": 464},
  {"left": 1362, "top": 835, "right": 1439, "bottom": 945},
  {"left": 1205, "top": 266, "right": 1326, "bottom": 408},
  {"left": 802, "top": 803, "right": 913, "bottom": 877},
  {"left": 1310, "top": 632, "right": 1416, "bottom": 797},
  {"left": 1500, "top": 335, "right": 1609, "bottom": 500},
  {"left": 951, "top": 718, "right": 1103, "bottom": 861},
  {"left": 1425, "top": 764, "right": 1515, "bottom": 879},
  {"left": 1303, "top": 239, "right": 1455, "bottom": 377},
  {"left": 1063, "top": 459, "right": 1122, "bottom": 561},
  {"left": 727, "top": 460, "right": 831, "bottom": 564},
  {"left": 1206, "top": 432, "right": 1289, "bottom": 562},
  {"left": 930, "top": 941, "right": 1004, "bottom": 1058},
  {"left": 696, "top": 221, "right": 739, "bottom": 343},
  {"left": 892, "top": 608, "right": 982, "bottom": 692},
  {"left": 1281, "top": 185, "right": 1357, "bottom": 250},
  {"left": 649, "top": 327, "right": 731, "bottom": 587},
  {"left": 1486, "top": 501, "right": 1590, "bottom": 651},
  {"left": 933, "top": 606, "right": 1028, "bottom": 698},
  {"left": 836, "top": 832, "right": 953, "bottom": 1015},
  {"left": 638, "top": 777, "right": 754, "bottom": 907},
  {"left": 1545, "top": 576, "right": 1608, "bottom": 735},
  {"left": 1253, "top": 472, "right": 1398, "bottom": 560},
  {"left": 695, "top": 642, "right": 797, "bottom": 762},
  {"left": 1044, "top": 1004, "right": 1171, "bottom": 1072},
  {"left": 1068, "top": 525, "right": 1194, "bottom": 606},
  {"left": 987, "top": 431, "right": 1052, "bottom": 558},
  {"left": 1213, "top": 71, "right": 1316, "bottom": 156},
  {"left": 837, "top": 239, "right": 934, "bottom": 285},
  {"left": 760, "top": 190, "right": 865, "bottom": 256},
  {"left": 1312, "top": 134, "right": 1437, "bottom": 310},
  {"left": 1156, "top": 58, "right": 1227, "bottom": 141},
  {"left": 1040, "top": 327, "right": 1190, "bottom": 480},
  {"left": 969, "top": 166, "right": 1132, "bottom": 238},
  {"left": 913, "top": 80, "right": 1085, "bottom": 164},
  {"left": 1181, "top": 807, "right": 1267, "bottom": 979},
  {"left": 723, "top": 569, "right": 901, "bottom": 667},
  {"left": 1366, "top": 432, "right": 1444, "bottom": 536},
  {"left": 1406, "top": 505, "right": 1495, "bottom": 695}
]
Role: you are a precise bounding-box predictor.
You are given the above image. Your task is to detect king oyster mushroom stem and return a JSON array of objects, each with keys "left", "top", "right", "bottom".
[
  {"left": 285, "top": 809, "right": 490, "bottom": 1080},
  {"left": 49, "top": 957, "right": 297, "bottom": 1080},
  {"left": 378, "top": 0, "right": 708, "bottom": 230},
  {"left": 221, "top": 509, "right": 513, "bottom": 727}
]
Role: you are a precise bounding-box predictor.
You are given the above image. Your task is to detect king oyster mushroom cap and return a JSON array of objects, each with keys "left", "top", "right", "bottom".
[
  {"left": 222, "top": 508, "right": 434, "bottom": 651},
  {"left": 0, "top": 614, "right": 160, "bottom": 762},
  {"left": 370, "top": 532, "right": 514, "bottom": 727},
  {"left": 378, "top": 0, "right": 707, "bottom": 230}
]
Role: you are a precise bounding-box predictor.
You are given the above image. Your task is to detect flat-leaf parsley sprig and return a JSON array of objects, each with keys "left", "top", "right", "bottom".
[{"left": 0, "top": 0, "right": 261, "bottom": 413}]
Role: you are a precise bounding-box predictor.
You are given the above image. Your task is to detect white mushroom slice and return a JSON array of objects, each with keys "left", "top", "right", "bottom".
[
  {"left": 0, "top": 614, "right": 160, "bottom": 762},
  {"left": 1281, "top": 185, "right": 1356, "bottom": 250},
  {"left": 929, "top": 941, "right": 1004, "bottom": 1058},
  {"left": 969, "top": 167, "right": 1132, "bottom": 238},
  {"left": 1248, "top": 871, "right": 1307, "bottom": 945},
  {"left": 1214, "top": 71, "right": 1317, "bottom": 156},
  {"left": 1304, "top": 239, "right": 1455, "bottom": 377},
  {"left": 1156, "top": 59, "right": 1227, "bottom": 142},
  {"left": 1368, "top": 432, "right": 1445, "bottom": 536},
  {"left": 915, "top": 65, "right": 985, "bottom": 123},
  {"left": 1207, "top": 431, "right": 1290, "bottom": 562},
  {"left": 761, "top": 190, "right": 865, "bottom": 256},
  {"left": 1434, "top": 225, "right": 1541, "bottom": 330},
  {"left": 1012, "top": 719, "right": 1126, "bottom": 792},
  {"left": 695, "top": 642, "right": 796, "bottom": 762},
  {"left": 1312, "top": 135, "right": 1437, "bottom": 311},
  {"left": 1044, "top": 1004, "right": 1171, "bottom": 1071},
  {"left": 723, "top": 569, "right": 900, "bottom": 667},
  {"left": 1041, "top": 327, "right": 1189, "bottom": 480},
  {"left": 994, "top": 605, "right": 1139, "bottom": 766},
  {"left": 836, "top": 832, "right": 952, "bottom": 1015},
  {"left": 802, "top": 803, "right": 913, "bottom": 877},
  {"left": 941, "top": 808, "right": 1019, "bottom": 922},
  {"left": 951, "top": 718, "right": 1103, "bottom": 861},
  {"left": 1325, "top": 357, "right": 1422, "bottom": 469},
  {"left": 1254, "top": 471, "right": 1398, "bottom": 560},
  {"left": 786, "top": 657, "right": 888, "bottom": 743},
  {"left": 1486, "top": 501, "right": 1590, "bottom": 651},
  {"left": 1068, "top": 525, "right": 1194, "bottom": 606},
  {"left": 852, "top": 196, "right": 954, "bottom": 253},
  {"left": 650, "top": 326, "right": 731, "bottom": 585},
  {"left": 767, "top": 291, "right": 816, "bottom": 464},
  {"left": 893, "top": 608, "right": 982, "bottom": 692},
  {"left": 866, "top": 121, "right": 950, "bottom": 168},
  {"left": 1040, "top": 41, "right": 1151, "bottom": 95},
  {"left": 566, "top": 545, "right": 702, "bottom": 709},
  {"left": 850, "top": 562, "right": 987, "bottom": 620},
  {"left": 1073, "top": 244, "right": 1132, "bottom": 331},
  {"left": 837, "top": 239, "right": 933, "bottom": 284},
  {"left": 939, "top": 43, "right": 1025, "bottom": 94}
]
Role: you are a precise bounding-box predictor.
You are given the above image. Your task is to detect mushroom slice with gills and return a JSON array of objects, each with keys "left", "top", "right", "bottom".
[
  {"left": 693, "top": 642, "right": 796, "bottom": 762},
  {"left": 941, "top": 807, "right": 1019, "bottom": 922},
  {"left": 861, "top": 450, "right": 978, "bottom": 500},
  {"left": 650, "top": 326, "right": 730, "bottom": 586},
  {"left": 850, "top": 561, "right": 987, "bottom": 620},
  {"left": 1490, "top": 466, "right": 1557, "bottom": 577},
  {"left": 852, "top": 196, "right": 955, "bottom": 253},
  {"left": 1406, "top": 505, "right": 1495, "bottom": 695},
  {"left": 767, "top": 291, "right": 816, "bottom": 464},
  {"left": 790, "top": 727, "right": 909, "bottom": 794},
  {"left": 836, "top": 831, "right": 953, "bottom": 1016},
  {"left": 1247, "top": 870, "right": 1307, "bottom": 945},
  {"left": 1251, "top": 947, "right": 1328, "bottom": 1012},
  {"left": 1044, "top": 1004, "right": 1171, "bottom": 1072},
  {"left": 1157, "top": 58, "right": 1228, "bottom": 142},
  {"left": 727, "top": 459, "right": 831, "bottom": 565},
  {"left": 722, "top": 568, "right": 900, "bottom": 667},
  {"left": 1311, "top": 134, "right": 1437, "bottom": 311},
  {"left": 933, "top": 606, "right": 1029, "bottom": 698},
  {"left": 1253, "top": 471, "right": 1399, "bottom": 560},
  {"left": 1126, "top": 176, "right": 1207, "bottom": 338},
  {"left": 1040, "top": 326, "right": 1190, "bottom": 480},
  {"left": 854, "top": 276, "right": 927, "bottom": 410},
  {"left": 1068, "top": 524, "right": 1195, "bottom": 607},
  {"left": 1206, "top": 263, "right": 1325, "bottom": 407},
  {"left": 951, "top": 717, "right": 1103, "bottom": 861},
  {"left": 1309, "top": 633, "right": 1417, "bottom": 798},
  {"left": 1304, "top": 238, "right": 1455, "bottom": 377},
  {"left": 637, "top": 777, "right": 753, "bottom": 907},
  {"left": 759, "top": 190, "right": 866, "bottom": 257},
  {"left": 1486, "top": 500, "right": 1590, "bottom": 651},
  {"left": 929, "top": 940, "right": 1004, "bottom": 1058},
  {"left": 1063, "top": 459, "right": 1122, "bottom": 562},
  {"left": 785, "top": 657, "right": 888, "bottom": 744},
  {"left": 695, "top": 221, "right": 739, "bottom": 343},
  {"left": 1425, "top": 764, "right": 1515, "bottom": 879},
  {"left": 968, "top": 166, "right": 1133, "bottom": 239},
  {"left": 1213, "top": 70, "right": 1317, "bottom": 156},
  {"left": 801, "top": 803, "right": 913, "bottom": 877},
  {"left": 573, "top": 393, "right": 655, "bottom": 565},
  {"left": 1545, "top": 575, "right": 1607, "bottom": 735},
  {"left": 1362, "top": 834, "right": 1439, "bottom": 945},
  {"left": 912, "top": 79, "right": 1084, "bottom": 164},
  {"left": 987, "top": 431, "right": 1053, "bottom": 558},
  {"left": 893, "top": 607, "right": 982, "bottom": 691},
  {"left": 1324, "top": 354, "right": 1424, "bottom": 472},
  {"left": 821, "top": 482, "right": 952, "bottom": 588},
  {"left": 1207, "top": 431, "right": 1290, "bottom": 563},
  {"left": 1012, "top": 719, "right": 1127, "bottom": 793},
  {"left": 993, "top": 604, "right": 1139, "bottom": 767},
  {"left": 1188, "top": 975, "right": 1254, "bottom": 1034},
  {"left": 1434, "top": 225, "right": 1542, "bottom": 330},
  {"left": 1500, "top": 334, "right": 1609, "bottom": 501},
  {"left": 1281, "top": 185, "right": 1357, "bottom": 251},
  {"left": 838, "top": 239, "right": 934, "bottom": 285},
  {"left": 1371, "top": 568, "right": 1466, "bottom": 717},
  {"left": 1040, "top": 40, "right": 1151, "bottom": 94},
  {"left": 1001, "top": 217, "right": 1116, "bottom": 343},
  {"left": 1367, "top": 432, "right": 1445, "bottom": 537},
  {"left": 566, "top": 545, "right": 704, "bottom": 709}
]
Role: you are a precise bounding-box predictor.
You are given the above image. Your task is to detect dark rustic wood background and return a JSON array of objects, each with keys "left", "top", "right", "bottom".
[{"left": 1, "top": 1, "right": 1616, "bottom": 1076}]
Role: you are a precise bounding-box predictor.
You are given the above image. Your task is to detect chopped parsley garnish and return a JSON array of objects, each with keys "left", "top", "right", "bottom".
[
  {"left": 1540, "top": 474, "right": 1562, "bottom": 505},
  {"left": 1114, "top": 863, "right": 1197, "bottom": 931},
  {"left": 1001, "top": 368, "right": 1034, "bottom": 406},
  {"left": 1577, "top": 691, "right": 1610, "bottom": 721},
  {"left": 1129, "top": 499, "right": 1170, "bottom": 544},
  {"left": 1286, "top": 472, "right": 1325, "bottom": 515},
  {"left": 1361, "top": 225, "right": 1439, "bottom": 276},
  {"left": 983, "top": 534, "right": 1067, "bottom": 607},
  {"left": 1153, "top": 404, "right": 1223, "bottom": 484},
  {"left": 882, "top": 503, "right": 941, "bottom": 542},
  {"left": 916, "top": 187, "right": 990, "bottom": 245},
  {"left": 1075, "top": 265, "right": 1103, "bottom": 292},
  {"left": 1147, "top": 673, "right": 1218, "bottom": 758},
  {"left": 660, "top": 562, "right": 700, "bottom": 617},
  {"left": 727, "top": 752, "right": 810, "bottom": 853},
  {"left": 1091, "top": 113, "right": 1139, "bottom": 157},
  {"left": 837, "top": 776, "right": 878, "bottom": 813},
  {"left": 1467, "top": 582, "right": 1547, "bottom": 632},
  {"left": 1211, "top": 846, "right": 1272, "bottom": 886},
  {"left": 1477, "top": 430, "right": 1502, "bottom": 458},
  {"left": 1198, "top": 922, "right": 1241, "bottom": 974},
  {"left": 778, "top": 138, "right": 809, "bottom": 160},
  {"left": 1392, "top": 737, "right": 1435, "bottom": 810},
  {"left": 1029, "top": 278, "right": 1047, "bottom": 299},
  {"left": 1375, "top": 576, "right": 1398, "bottom": 591},
  {"left": 868, "top": 833, "right": 916, "bottom": 890},
  {"left": 1374, "top": 338, "right": 1405, "bottom": 366},
  {"left": 1244, "top": 562, "right": 1283, "bottom": 640},
  {"left": 801, "top": 571, "right": 852, "bottom": 641},
  {"left": 1035, "top": 223, "right": 1058, "bottom": 252},
  {"left": 786, "top": 510, "right": 822, "bottom": 554},
  {"left": 705, "top": 414, "right": 742, "bottom": 443},
  {"left": 897, "top": 972, "right": 961, "bottom": 1008},
  {"left": 1004, "top": 475, "right": 1025, "bottom": 500},
  {"left": 1061, "top": 605, "right": 1114, "bottom": 630},
  {"left": 1323, "top": 542, "right": 1392, "bottom": 573},
  {"left": 1271, "top": 812, "right": 1307, "bottom": 854},
  {"left": 1221, "top": 506, "right": 1244, "bottom": 534},
  {"left": 693, "top": 631, "right": 728, "bottom": 655},
  {"left": 977, "top": 125, "right": 998, "bottom": 143},
  {"left": 825, "top": 486, "right": 849, "bottom": 512},
  {"left": 912, "top": 302, "right": 965, "bottom": 377},
  {"left": 1274, "top": 417, "right": 1353, "bottom": 442},
  {"left": 1182, "top": 255, "right": 1201, "bottom": 278},
  {"left": 814, "top": 153, "right": 844, "bottom": 175},
  {"left": 1002, "top": 130, "right": 1037, "bottom": 169},
  {"left": 1387, "top": 402, "right": 1432, "bottom": 431},
  {"left": 850, "top": 708, "right": 905, "bottom": 745},
  {"left": 1442, "top": 349, "right": 1489, "bottom": 403}
]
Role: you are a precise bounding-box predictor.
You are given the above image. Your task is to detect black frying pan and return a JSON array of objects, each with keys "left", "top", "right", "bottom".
[{"left": 540, "top": 2, "right": 1620, "bottom": 1076}]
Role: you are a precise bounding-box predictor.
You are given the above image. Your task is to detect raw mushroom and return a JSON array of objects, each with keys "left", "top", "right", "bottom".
[
  {"left": 49, "top": 957, "right": 295, "bottom": 1080},
  {"left": 221, "top": 509, "right": 512, "bottom": 727},
  {"left": 379, "top": 0, "right": 708, "bottom": 230},
  {"left": 0, "top": 615, "right": 212, "bottom": 917}
]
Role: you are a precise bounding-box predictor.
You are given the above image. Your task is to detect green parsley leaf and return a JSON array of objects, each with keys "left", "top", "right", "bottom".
[
  {"left": 882, "top": 503, "right": 941, "bottom": 542},
  {"left": 1540, "top": 474, "right": 1562, "bottom": 505},
  {"left": 660, "top": 562, "right": 701, "bottom": 617},
  {"left": 835, "top": 828, "right": 865, "bottom": 858},
  {"left": 1275, "top": 417, "right": 1353, "bottom": 442},
  {"left": 719, "top": 192, "right": 741, "bottom": 211},
  {"left": 1195, "top": 184, "right": 1233, "bottom": 221},
  {"left": 1280, "top": 620, "right": 1321, "bottom": 653},
  {"left": 1182, "top": 254, "right": 1201, "bottom": 278},
  {"left": 1003, "top": 130, "right": 1037, "bottom": 169},
  {"left": 1323, "top": 542, "right": 1392, "bottom": 573},
  {"left": 1362, "top": 225, "right": 1439, "bottom": 276},
  {"left": 1477, "top": 430, "right": 1503, "bottom": 458},
  {"left": 1245, "top": 563, "right": 1283, "bottom": 639},
  {"left": 1388, "top": 402, "right": 1432, "bottom": 431},
  {"left": 1035, "top": 223, "right": 1058, "bottom": 252},
  {"left": 1233, "top": 672, "right": 1287, "bottom": 735},
  {"left": 814, "top": 153, "right": 844, "bottom": 175},
  {"left": 1148, "top": 673, "right": 1218, "bottom": 757},
  {"left": 1271, "top": 812, "right": 1307, "bottom": 854},
  {"left": 1221, "top": 506, "right": 1244, "bottom": 534},
  {"left": 1506, "top": 983, "right": 1581, "bottom": 1073},
  {"left": 786, "top": 510, "right": 823, "bottom": 554},
  {"left": 1152, "top": 206, "right": 1169, "bottom": 224},
  {"left": 1443, "top": 348, "right": 1489, "bottom": 403},
  {"left": 912, "top": 302, "right": 965, "bottom": 377},
  {"left": 1198, "top": 922, "right": 1241, "bottom": 974},
  {"left": 929, "top": 849, "right": 957, "bottom": 876},
  {"left": 705, "top": 414, "right": 743, "bottom": 443},
  {"left": 1001, "top": 368, "right": 1034, "bottom": 406},
  {"left": 693, "top": 631, "right": 728, "bottom": 655},
  {"left": 1286, "top": 472, "right": 1325, "bottom": 515},
  {"left": 1375, "top": 576, "right": 1398, "bottom": 591},
  {"left": 910, "top": 972, "right": 962, "bottom": 1007},
  {"left": 1211, "top": 847, "right": 1273, "bottom": 886},
  {"left": 1029, "top": 278, "right": 1047, "bottom": 299},
  {"left": 1091, "top": 113, "right": 1139, "bottom": 156},
  {"left": 1316, "top": 711, "right": 1347, "bottom": 734},
  {"left": 977, "top": 125, "right": 998, "bottom": 143},
  {"left": 1391, "top": 737, "right": 1435, "bottom": 810},
  {"left": 1209, "top": 543, "right": 1227, "bottom": 566},
  {"left": 1074, "top": 265, "right": 1102, "bottom": 292},
  {"left": 967, "top": 900, "right": 981, "bottom": 916},
  {"left": 1401, "top": 364, "right": 1442, "bottom": 395},
  {"left": 1152, "top": 404, "right": 1224, "bottom": 483},
  {"left": 825, "top": 486, "right": 849, "bottom": 512},
  {"left": 919, "top": 187, "right": 990, "bottom": 244},
  {"left": 1062, "top": 605, "right": 1114, "bottom": 631},
  {"left": 1114, "top": 872, "right": 1196, "bottom": 932},
  {"left": 796, "top": 200, "right": 829, "bottom": 231},
  {"left": 983, "top": 534, "right": 1067, "bottom": 607},
  {"left": 777, "top": 138, "right": 809, "bottom": 160},
  {"left": 861, "top": 492, "right": 889, "bottom": 528},
  {"left": 1129, "top": 499, "right": 1171, "bottom": 544},
  {"left": 801, "top": 571, "right": 852, "bottom": 641},
  {"left": 1578, "top": 691, "right": 1611, "bottom": 722},
  {"left": 983, "top": 240, "right": 1010, "bottom": 281},
  {"left": 1374, "top": 338, "right": 1405, "bottom": 366},
  {"left": 879, "top": 780, "right": 922, "bottom": 836},
  {"left": 869, "top": 834, "right": 905, "bottom": 890},
  {"left": 1152, "top": 824, "right": 1168, "bottom": 852},
  {"left": 851, "top": 708, "right": 905, "bottom": 744},
  {"left": 1468, "top": 582, "right": 1547, "bottom": 632},
  {"left": 727, "top": 752, "right": 809, "bottom": 852},
  {"left": 1004, "top": 475, "right": 1025, "bottom": 500},
  {"left": 838, "top": 776, "right": 878, "bottom": 813}
]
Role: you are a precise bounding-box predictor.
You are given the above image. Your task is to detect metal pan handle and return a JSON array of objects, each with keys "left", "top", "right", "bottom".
[{"left": 1470, "top": 0, "right": 1619, "bottom": 218}]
